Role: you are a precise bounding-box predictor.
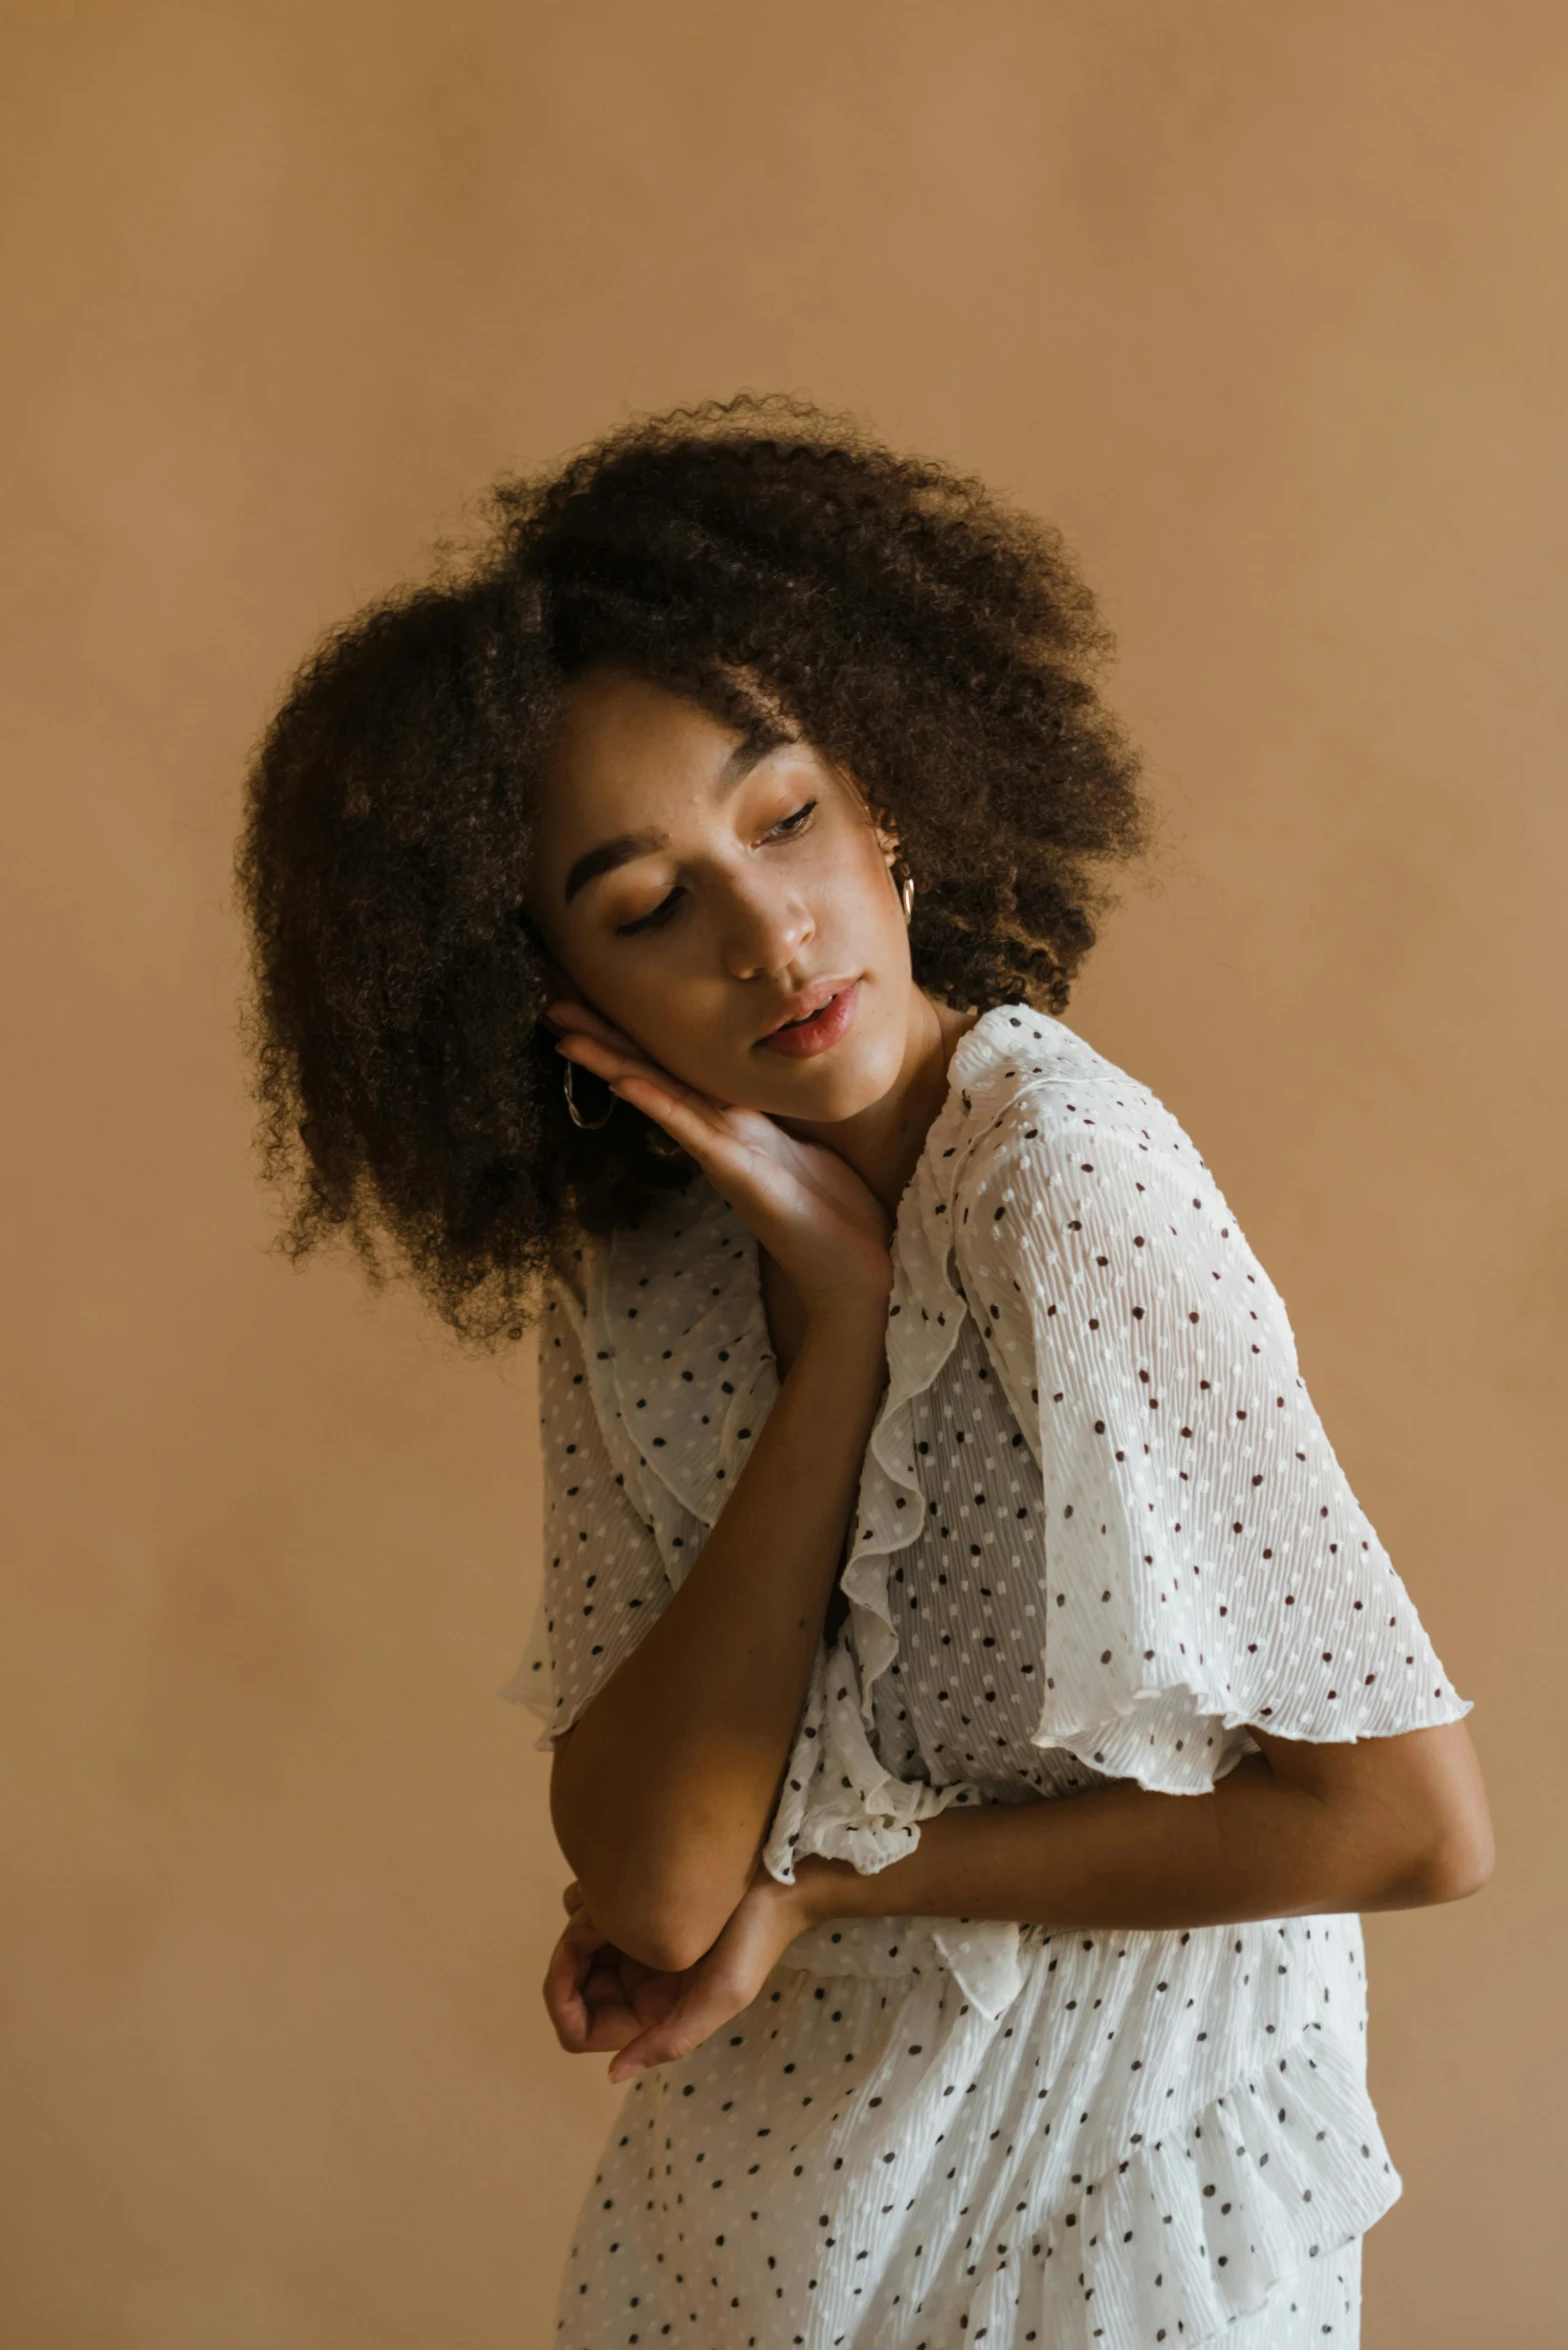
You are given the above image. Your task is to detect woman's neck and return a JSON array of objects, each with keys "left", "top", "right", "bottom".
[{"left": 782, "top": 987, "right": 981, "bottom": 1222}]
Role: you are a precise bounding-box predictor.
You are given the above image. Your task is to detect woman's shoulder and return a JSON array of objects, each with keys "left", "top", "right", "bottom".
[
  {"left": 947, "top": 1005, "right": 1294, "bottom": 1349},
  {"left": 946, "top": 1004, "right": 1207, "bottom": 1200}
]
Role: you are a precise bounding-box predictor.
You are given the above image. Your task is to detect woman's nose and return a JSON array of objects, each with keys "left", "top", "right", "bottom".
[{"left": 718, "top": 876, "right": 814, "bottom": 979}]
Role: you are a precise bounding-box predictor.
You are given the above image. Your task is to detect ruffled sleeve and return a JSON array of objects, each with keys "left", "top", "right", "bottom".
[
  {"left": 953, "top": 1079, "right": 1474, "bottom": 1795},
  {"left": 501, "top": 1278, "right": 675, "bottom": 1751}
]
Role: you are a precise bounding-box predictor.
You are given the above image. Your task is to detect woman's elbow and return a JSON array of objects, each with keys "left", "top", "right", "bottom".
[
  {"left": 572, "top": 1872, "right": 733, "bottom": 1974},
  {"left": 615, "top": 1901, "right": 725, "bottom": 1975},
  {"left": 1313, "top": 1720, "right": 1495, "bottom": 1911},
  {"left": 550, "top": 1744, "right": 761, "bottom": 1966},
  {"left": 1417, "top": 1812, "right": 1496, "bottom": 1905},
  {"left": 552, "top": 1793, "right": 742, "bottom": 1969},
  {"left": 1380, "top": 1794, "right": 1495, "bottom": 1909}
]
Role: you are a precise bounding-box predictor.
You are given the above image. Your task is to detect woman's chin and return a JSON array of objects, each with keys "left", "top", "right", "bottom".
[{"left": 750, "top": 1029, "right": 907, "bottom": 1126}]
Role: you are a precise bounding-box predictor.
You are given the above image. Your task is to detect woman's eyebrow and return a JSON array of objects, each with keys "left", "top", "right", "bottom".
[{"left": 561, "top": 726, "right": 795, "bottom": 905}]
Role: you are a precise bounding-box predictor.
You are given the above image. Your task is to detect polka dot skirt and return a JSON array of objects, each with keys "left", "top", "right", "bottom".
[{"left": 507, "top": 1007, "right": 1472, "bottom": 2348}]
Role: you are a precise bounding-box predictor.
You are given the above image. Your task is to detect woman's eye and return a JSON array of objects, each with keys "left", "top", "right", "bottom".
[
  {"left": 616, "top": 891, "right": 683, "bottom": 937},
  {"left": 614, "top": 804, "right": 817, "bottom": 937}
]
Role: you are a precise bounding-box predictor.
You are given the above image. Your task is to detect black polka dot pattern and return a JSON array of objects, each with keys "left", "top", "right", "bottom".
[{"left": 507, "top": 1007, "right": 1471, "bottom": 2347}]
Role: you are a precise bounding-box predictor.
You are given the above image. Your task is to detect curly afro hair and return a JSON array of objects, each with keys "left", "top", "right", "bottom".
[{"left": 234, "top": 392, "right": 1148, "bottom": 1347}]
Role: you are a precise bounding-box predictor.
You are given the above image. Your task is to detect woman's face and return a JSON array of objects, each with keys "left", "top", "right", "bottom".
[{"left": 523, "top": 664, "right": 918, "bottom": 1121}]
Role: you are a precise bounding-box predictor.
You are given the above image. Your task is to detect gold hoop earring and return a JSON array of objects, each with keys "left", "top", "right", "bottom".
[
  {"left": 563, "top": 1058, "right": 616, "bottom": 1129},
  {"left": 891, "top": 859, "right": 915, "bottom": 924}
]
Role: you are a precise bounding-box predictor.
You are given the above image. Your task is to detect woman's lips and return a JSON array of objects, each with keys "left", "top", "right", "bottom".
[{"left": 757, "top": 979, "right": 860, "bottom": 1057}]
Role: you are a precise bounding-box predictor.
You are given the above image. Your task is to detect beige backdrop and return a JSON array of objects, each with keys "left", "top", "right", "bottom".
[{"left": 2, "top": 3, "right": 1561, "bottom": 2343}]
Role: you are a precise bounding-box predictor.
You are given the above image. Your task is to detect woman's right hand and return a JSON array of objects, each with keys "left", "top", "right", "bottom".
[{"left": 545, "top": 999, "right": 895, "bottom": 1324}]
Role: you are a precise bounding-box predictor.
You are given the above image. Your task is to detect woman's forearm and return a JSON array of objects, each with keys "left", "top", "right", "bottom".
[
  {"left": 551, "top": 1307, "right": 889, "bottom": 1970},
  {"left": 789, "top": 1749, "right": 1466, "bottom": 1937}
]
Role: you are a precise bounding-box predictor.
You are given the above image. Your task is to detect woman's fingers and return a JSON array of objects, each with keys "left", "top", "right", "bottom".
[
  {"left": 555, "top": 1030, "right": 720, "bottom": 1123},
  {"left": 555, "top": 1031, "right": 797, "bottom": 1175},
  {"left": 540, "top": 1918, "right": 596, "bottom": 2049},
  {"left": 543, "top": 1913, "right": 623, "bottom": 2051},
  {"left": 546, "top": 1001, "right": 895, "bottom": 1320},
  {"left": 555, "top": 1034, "right": 763, "bottom": 1177},
  {"left": 625, "top": 1968, "right": 685, "bottom": 2030},
  {"left": 542, "top": 999, "right": 638, "bottom": 1053},
  {"left": 549, "top": 1008, "right": 834, "bottom": 1202},
  {"left": 573, "top": 1955, "right": 645, "bottom": 2051},
  {"left": 541, "top": 1905, "right": 688, "bottom": 2056},
  {"left": 605, "top": 1961, "right": 746, "bottom": 2085},
  {"left": 547, "top": 1002, "right": 686, "bottom": 1084}
]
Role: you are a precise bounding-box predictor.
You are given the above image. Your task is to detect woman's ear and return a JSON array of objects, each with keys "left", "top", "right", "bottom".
[
  {"left": 535, "top": 949, "right": 605, "bottom": 1027},
  {"left": 868, "top": 806, "right": 902, "bottom": 865},
  {"left": 528, "top": 932, "right": 579, "bottom": 1004}
]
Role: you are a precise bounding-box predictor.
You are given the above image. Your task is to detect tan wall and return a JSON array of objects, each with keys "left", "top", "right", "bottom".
[{"left": 2, "top": 3, "right": 1560, "bottom": 2341}]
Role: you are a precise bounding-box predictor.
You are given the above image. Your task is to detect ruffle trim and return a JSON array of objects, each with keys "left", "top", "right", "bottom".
[
  {"left": 825, "top": 1006, "right": 1062, "bottom": 1738},
  {"left": 500, "top": 1609, "right": 583, "bottom": 1753},
  {"left": 916, "top": 2013, "right": 1400, "bottom": 2350},
  {"left": 756, "top": 1269, "right": 975, "bottom": 1892},
  {"left": 760, "top": 1644, "right": 1022, "bottom": 2014},
  {"left": 760, "top": 1012, "right": 1090, "bottom": 2017},
  {"left": 1029, "top": 1672, "right": 1476, "bottom": 1800},
  {"left": 943, "top": 1087, "right": 1479, "bottom": 1800},
  {"left": 498, "top": 1644, "right": 562, "bottom": 1750},
  {"left": 761, "top": 1642, "right": 985, "bottom": 1871}
]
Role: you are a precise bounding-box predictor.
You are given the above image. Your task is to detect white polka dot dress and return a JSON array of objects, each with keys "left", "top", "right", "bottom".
[{"left": 507, "top": 1006, "right": 1472, "bottom": 2349}]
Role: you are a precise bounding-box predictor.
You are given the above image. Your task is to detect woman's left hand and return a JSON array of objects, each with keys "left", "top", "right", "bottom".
[
  {"left": 542, "top": 1880, "right": 680, "bottom": 2056},
  {"left": 543, "top": 1868, "right": 818, "bottom": 2085}
]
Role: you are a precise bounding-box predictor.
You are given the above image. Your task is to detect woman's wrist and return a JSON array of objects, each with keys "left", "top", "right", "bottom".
[
  {"left": 750, "top": 1861, "right": 838, "bottom": 1951},
  {"left": 798, "top": 1296, "right": 893, "bottom": 1356},
  {"left": 782, "top": 1310, "right": 892, "bottom": 1411},
  {"left": 787, "top": 1853, "right": 877, "bottom": 1929},
  {"left": 786, "top": 1813, "right": 977, "bottom": 1930}
]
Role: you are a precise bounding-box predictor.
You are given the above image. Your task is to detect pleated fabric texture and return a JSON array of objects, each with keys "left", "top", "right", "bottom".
[{"left": 510, "top": 1004, "right": 1471, "bottom": 2348}]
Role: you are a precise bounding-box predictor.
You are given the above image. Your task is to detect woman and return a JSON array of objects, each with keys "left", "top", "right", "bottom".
[{"left": 236, "top": 395, "right": 1491, "bottom": 2349}]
